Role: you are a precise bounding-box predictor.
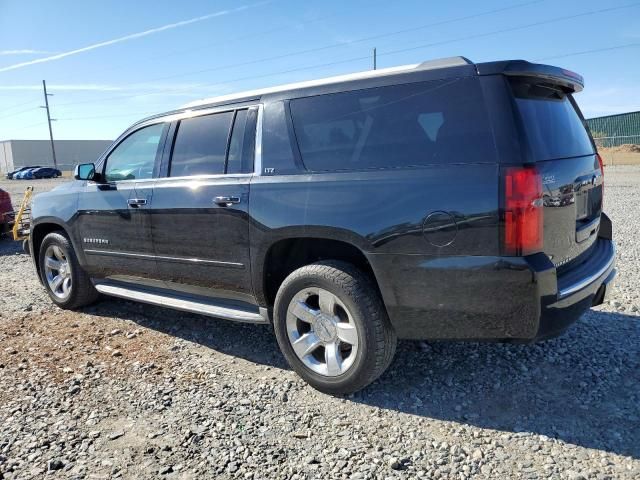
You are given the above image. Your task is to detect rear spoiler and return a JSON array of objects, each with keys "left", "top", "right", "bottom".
[{"left": 476, "top": 60, "right": 584, "bottom": 93}]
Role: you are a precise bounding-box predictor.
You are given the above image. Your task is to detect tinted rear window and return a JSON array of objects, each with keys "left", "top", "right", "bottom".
[
  {"left": 170, "top": 112, "right": 233, "bottom": 177},
  {"left": 510, "top": 79, "right": 594, "bottom": 161},
  {"left": 289, "top": 77, "right": 495, "bottom": 172}
]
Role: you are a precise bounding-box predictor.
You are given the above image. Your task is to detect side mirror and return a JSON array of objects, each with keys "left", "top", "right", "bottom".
[{"left": 74, "top": 163, "right": 96, "bottom": 181}]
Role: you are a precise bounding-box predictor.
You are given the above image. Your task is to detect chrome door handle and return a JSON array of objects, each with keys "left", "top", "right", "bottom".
[
  {"left": 128, "top": 198, "right": 147, "bottom": 207},
  {"left": 214, "top": 196, "right": 241, "bottom": 206}
]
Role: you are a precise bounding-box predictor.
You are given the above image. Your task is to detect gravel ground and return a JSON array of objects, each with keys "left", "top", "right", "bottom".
[{"left": 0, "top": 169, "right": 639, "bottom": 479}]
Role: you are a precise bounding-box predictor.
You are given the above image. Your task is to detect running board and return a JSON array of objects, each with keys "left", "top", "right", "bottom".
[{"left": 94, "top": 284, "right": 269, "bottom": 324}]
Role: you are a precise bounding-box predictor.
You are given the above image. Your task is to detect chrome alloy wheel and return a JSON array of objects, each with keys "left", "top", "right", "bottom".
[
  {"left": 44, "top": 245, "right": 72, "bottom": 300},
  {"left": 286, "top": 287, "right": 359, "bottom": 377}
]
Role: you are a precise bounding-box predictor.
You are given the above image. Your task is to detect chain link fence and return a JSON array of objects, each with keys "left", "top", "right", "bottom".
[
  {"left": 592, "top": 135, "right": 640, "bottom": 166},
  {"left": 592, "top": 134, "right": 640, "bottom": 149}
]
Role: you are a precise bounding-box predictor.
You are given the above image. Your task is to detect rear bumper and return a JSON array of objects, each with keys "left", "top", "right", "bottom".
[
  {"left": 370, "top": 216, "right": 616, "bottom": 341},
  {"left": 533, "top": 237, "right": 615, "bottom": 340}
]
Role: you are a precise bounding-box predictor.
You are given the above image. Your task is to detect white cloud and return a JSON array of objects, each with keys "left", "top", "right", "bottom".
[
  {"left": 0, "top": 49, "right": 57, "bottom": 56},
  {"left": 0, "top": 2, "right": 266, "bottom": 73}
]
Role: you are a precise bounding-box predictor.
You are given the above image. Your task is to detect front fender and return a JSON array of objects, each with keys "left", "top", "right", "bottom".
[
  {"left": 30, "top": 217, "right": 88, "bottom": 281},
  {"left": 30, "top": 184, "right": 82, "bottom": 275}
]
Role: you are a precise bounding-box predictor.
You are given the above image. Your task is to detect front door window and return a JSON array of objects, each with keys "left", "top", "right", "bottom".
[{"left": 104, "top": 123, "right": 165, "bottom": 182}]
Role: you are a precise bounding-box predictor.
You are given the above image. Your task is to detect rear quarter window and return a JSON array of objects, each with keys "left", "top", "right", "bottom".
[
  {"left": 289, "top": 77, "right": 495, "bottom": 172},
  {"left": 509, "top": 78, "right": 594, "bottom": 161}
]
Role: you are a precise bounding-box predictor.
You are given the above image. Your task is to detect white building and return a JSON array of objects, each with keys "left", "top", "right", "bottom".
[{"left": 0, "top": 139, "right": 113, "bottom": 174}]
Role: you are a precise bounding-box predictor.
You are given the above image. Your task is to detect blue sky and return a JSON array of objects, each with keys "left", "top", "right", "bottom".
[{"left": 0, "top": 0, "right": 639, "bottom": 140}]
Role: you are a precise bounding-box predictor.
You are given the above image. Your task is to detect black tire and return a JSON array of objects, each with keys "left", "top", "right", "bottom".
[
  {"left": 273, "top": 261, "right": 396, "bottom": 394},
  {"left": 38, "top": 231, "right": 99, "bottom": 309}
]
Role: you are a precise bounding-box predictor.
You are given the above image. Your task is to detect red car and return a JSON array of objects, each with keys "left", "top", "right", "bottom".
[{"left": 0, "top": 188, "right": 13, "bottom": 235}]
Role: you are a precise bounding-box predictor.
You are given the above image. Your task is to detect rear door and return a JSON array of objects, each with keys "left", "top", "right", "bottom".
[
  {"left": 150, "top": 106, "right": 257, "bottom": 303},
  {"left": 509, "top": 77, "right": 602, "bottom": 268}
]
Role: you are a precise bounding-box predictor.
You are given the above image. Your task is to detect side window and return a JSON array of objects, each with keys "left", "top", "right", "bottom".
[
  {"left": 104, "top": 123, "right": 165, "bottom": 182},
  {"left": 262, "top": 101, "right": 298, "bottom": 175},
  {"left": 227, "top": 109, "right": 249, "bottom": 174},
  {"left": 170, "top": 111, "right": 233, "bottom": 177},
  {"left": 289, "top": 77, "right": 495, "bottom": 171}
]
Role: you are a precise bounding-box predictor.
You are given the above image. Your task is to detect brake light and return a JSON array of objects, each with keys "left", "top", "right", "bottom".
[
  {"left": 597, "top": 152, "right": 604, "bottom": 207},
  {"left": 504, "top": 166, "right": 543, "bottom": 255}
]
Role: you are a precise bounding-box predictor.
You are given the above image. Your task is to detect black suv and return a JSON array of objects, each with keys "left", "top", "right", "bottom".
[{"left": 30, "top": 57, "right": 616, "bottom": 393}]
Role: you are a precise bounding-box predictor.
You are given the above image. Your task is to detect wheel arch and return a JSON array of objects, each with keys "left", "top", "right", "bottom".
[
  {"left": 258, "top": 237, "right": 384, "bottom": 310},
  {"left": 30, "top": 219, "right": 81, "bottom": 280}
]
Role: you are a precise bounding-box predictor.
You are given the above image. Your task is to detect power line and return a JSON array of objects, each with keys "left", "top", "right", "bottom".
[
  {"left": 1, "top": 98, "right": 39, "bottom": 112},
  {"left": 84, "top": 11, "right": 345, "bottom": 79},
  {"left": 84, "top": 0, "right": 548, "bottom": 87},
  {"left": 57, "top": 111, "right": 159, "bottom": 121},
  {"left": 61, "top": 0, "right": 533, "bottom": 82},
  {"left": 373, "top": 2, "right": 640, "bottom": 60},
  {"left": 52, "top": 0, "right": 548, "bottom": 109},
  {"left": 0, "top": 106, "right": 37, "bottom": 120},
  {"left": 536, "top": 42, "right": 640, "bottom": 61},
  {"left": 50, "top": 1, "right": 639, "bottom": 111},
  {"left": 59, "top": 42, "right": 640, "bottom": 124},
  {"left": 10, "top": 120, "right": 47, "bottom": 132},
  {"left": 17, "top": 40, "right": 640, "bottom": 128},
  {"left": 53, "top": 88, "right": 208, "bottom": 109},
  {"left": 123, "top": 2, "right": 640, "bottom": 105},
  {"left": 0, "top": 1, "right": 274, "bottom": 75},
  {"left": 6, "top": 0, "right": 640, "bottom": 124}
]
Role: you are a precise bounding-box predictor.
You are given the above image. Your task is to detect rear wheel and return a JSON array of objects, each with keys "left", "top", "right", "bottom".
[
  {"left": 273, "top": 261, "right": 396, "bottom": 394},
  {"left": 39, "top": 231, "right": 99, "bottom": 309}
]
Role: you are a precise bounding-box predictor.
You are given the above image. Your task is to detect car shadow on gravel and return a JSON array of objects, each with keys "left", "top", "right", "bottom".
[
  {"left": 0, "top": 237, "right": 23, "bottom": 256},
  {"left": 81, "top": 299, "right": 639, "bottom": 459},
  {"left": 354, "top": 309, "right": 640, "bottom": 459}
]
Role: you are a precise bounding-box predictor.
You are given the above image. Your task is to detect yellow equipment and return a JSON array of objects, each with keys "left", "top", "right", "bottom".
[{"left": 12, "top": 186, "right": 33, "bottom": 241}]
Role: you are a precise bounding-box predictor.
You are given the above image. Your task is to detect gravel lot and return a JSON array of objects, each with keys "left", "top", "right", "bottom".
[
  {"left": 1, "top": 177, "right": 67, "bottom": 210},
  {"left": 1, "top": 169, "right": 639, "bottom": 479}
]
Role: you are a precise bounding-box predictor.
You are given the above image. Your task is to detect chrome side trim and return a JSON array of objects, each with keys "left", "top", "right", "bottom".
[
  {"left": 254, "top": 103, "right": 263, "bottom": 176},
  {"left": 94, "top": 177, "right": 157, "bottom": 185},
  {"left": 95, "top": 283, "right": 268, "bottom": 323},
  {"left": 558, "top": 242, "right": 616, "bottom": 299},
  {"left": 157, "top": 103, "right": 260, "bottom": 125},
  {"left": 84, "top": 249, "right": 244, "bottom": 269}
]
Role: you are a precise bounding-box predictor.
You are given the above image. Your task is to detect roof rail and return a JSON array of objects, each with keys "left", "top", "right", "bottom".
[
  {"left": 416, "top": 56, "right": 473, "bottom": 70},
  {"left": 182, "top": 56, "right": 474, "bottom": 109}
]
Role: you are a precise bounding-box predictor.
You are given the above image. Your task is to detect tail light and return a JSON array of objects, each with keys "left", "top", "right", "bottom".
[
  {"left": 503, "top": 166, "right": 543, "bottom": 256},
  {"left": 596, "top": 152, "right": 604, "bottom": 207}
]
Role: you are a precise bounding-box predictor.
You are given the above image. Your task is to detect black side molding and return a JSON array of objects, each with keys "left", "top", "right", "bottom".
[{"left": 598, "top": 212, "right": 613, "bottom": 240}]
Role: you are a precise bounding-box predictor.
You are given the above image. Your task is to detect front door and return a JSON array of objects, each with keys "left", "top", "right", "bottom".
[
  {"left": 76, "top": 122, "right": 167, "bottom": 284},
  {"left": 150, "top": 107, "right": 256, "bottom": 303}
]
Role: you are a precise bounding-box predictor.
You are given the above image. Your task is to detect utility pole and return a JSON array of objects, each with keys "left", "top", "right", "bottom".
[
  {"left": 373, "top": 48, "right": 377, "bottom": 70},
  {"left": 41, "top": 80, "right": 57, "bottom": 169}
]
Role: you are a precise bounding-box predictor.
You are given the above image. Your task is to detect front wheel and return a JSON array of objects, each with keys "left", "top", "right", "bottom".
[
  {"left": 39, "top": 231, "right": 99, "bottom": 309},
  {"left": 273, "top": 261, "right": 396, "bottom": 394}
]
